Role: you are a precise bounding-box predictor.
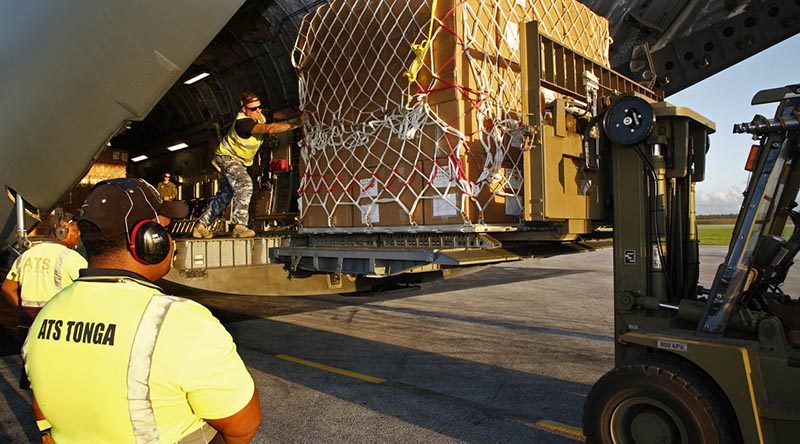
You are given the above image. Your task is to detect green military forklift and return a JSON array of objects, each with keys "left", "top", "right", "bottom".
[{"left": 582, "top": 85, "right": 800, "bottom": 443}]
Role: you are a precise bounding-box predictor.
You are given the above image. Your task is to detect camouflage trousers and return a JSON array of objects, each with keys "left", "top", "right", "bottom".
[{"left": 198, "top": 155, "right": 253, "bottom": 227}]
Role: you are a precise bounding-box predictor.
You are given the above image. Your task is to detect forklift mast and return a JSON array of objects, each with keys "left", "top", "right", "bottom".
[{"left": 607, "top": 97, "right": 715, "bottom": 356}]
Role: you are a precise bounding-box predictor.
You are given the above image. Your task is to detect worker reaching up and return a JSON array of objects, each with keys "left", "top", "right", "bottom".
[{"left": 193, "top": 92, "right": 303, "bottom": 239}]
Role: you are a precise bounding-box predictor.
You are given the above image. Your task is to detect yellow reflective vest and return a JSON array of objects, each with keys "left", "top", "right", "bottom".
[{"left": 215, "top": 112, "right": 267, "bottom": 166}]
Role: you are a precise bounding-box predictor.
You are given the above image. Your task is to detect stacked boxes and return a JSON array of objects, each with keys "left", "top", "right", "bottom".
[{"left": 295, "top": 0, "right": 610, "bottom": 229}]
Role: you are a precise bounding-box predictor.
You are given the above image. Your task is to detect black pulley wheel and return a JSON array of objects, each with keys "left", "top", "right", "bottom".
[
  {"left": 602, "top": 96, "right": 655, "bottom": 145},
  {"left": 583, "top": 360, "right": 740, "bottom": 444}
]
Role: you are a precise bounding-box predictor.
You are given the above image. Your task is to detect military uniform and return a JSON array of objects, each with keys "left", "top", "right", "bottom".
[
  {"left": 197, "top": 111, "right": 266, "bottom": 228},
  {"left": 156, "top": 180, "right": 177, "bottom": 201},
  {"left": 23, "top": 269, "right": 254, "bottom": 443}
]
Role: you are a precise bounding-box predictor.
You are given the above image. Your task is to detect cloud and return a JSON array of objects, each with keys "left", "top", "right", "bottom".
[{"left": 696, "top": 186, "right": 744, "bottom": 215}]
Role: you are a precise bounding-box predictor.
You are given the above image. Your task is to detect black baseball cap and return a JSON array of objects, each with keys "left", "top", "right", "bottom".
[{"left": 79, "top": 178, "right": 188, "bottom": 240}]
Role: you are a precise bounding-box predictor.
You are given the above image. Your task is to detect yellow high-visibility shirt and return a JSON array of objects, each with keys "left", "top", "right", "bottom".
[
  {"left": 23, "top": 270, "right": 255, "bottom": 443},
  {"left": 215, "top": 112, "right": 266, "bottom": 166},
  {"left": 5, "top": 242, "right": 87, "bottom": 325}
]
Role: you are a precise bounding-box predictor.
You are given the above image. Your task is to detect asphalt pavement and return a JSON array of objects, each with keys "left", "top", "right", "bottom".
[{"left": 1, "top": 246, "right": 796, "bottom": 443}]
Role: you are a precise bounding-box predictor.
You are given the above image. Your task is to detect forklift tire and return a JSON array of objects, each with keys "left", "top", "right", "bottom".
[{"left": 582, "top": 360, "right": 740, "bottom": 444}]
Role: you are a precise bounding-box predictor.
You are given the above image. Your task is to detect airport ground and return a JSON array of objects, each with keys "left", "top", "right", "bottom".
[{"left": 1, "top": 245, "right": 797, "bottom": 443}]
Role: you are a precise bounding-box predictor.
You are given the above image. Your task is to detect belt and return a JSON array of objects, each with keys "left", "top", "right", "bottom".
[{"left": 176, "top": 423, "right": 223, "bottom": 444}]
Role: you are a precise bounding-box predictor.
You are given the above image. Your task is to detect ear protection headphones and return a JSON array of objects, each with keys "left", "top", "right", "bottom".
[
  {"left": 240, "top": 92, "right": 260, "bottom": 108},
  {"left": 55, "top": 226, "right": 67, "bottom": 241},
  {"left": 52, "top": 209, "right": 70, "bottom": 241},
  {"left": 129, "top": 220, "right": 171, "bottom": 265},
  {"left": 97, "top": 178, "right": 172, "bottom": 265}
]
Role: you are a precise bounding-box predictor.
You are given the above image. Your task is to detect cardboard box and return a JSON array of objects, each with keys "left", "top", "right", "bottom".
[
  {"left": 296, "top": 0, "right": 610, "bottom": 230},
  {"left": 421, "top": 158, "right": 471, "bottom": 225},
  {"left": 355, "top": 162, "right": 424, "bottom": 227},
  {"left": 351, "top": 62, "right": 408, "bottom": 115},
  {"left": 473, "top": 162, "right": 524, "bottom": 225},
  {"left": 299, "top": 148, "right": 357, "bottom": 228}
]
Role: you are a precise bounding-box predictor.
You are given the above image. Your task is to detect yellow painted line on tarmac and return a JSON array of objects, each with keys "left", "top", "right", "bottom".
[
  {"left": 276, "top": 354, "right": 584, "bottom": 441},
  {"left": 533, "top": 420, "right": 585, "bottom": 441},
  {"left": 275, "top": 354, "right": 386, "bottom": 384}
]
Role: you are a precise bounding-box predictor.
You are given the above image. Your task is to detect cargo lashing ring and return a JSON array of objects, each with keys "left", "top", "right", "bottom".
[{"left": 602, "top": 96, "right": 655, "bottom": 145}]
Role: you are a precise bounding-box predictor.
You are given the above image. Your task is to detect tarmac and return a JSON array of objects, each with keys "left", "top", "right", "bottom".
[{"left": 1, "top": 245, "right": 797, "bottom": 443}]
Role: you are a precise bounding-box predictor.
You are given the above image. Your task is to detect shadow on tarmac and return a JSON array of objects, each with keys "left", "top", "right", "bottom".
[
  {"left": 0, "top": 356, "right": 37, "bottom": 442},
  {"left": 177, "top": 266, "right": 589, "bottom": 325},
  {"left": 0, "top": 265, "right": 596, "bottom": 442},
  {"left": 231, "top": 316, "right": 596, "bottom": 443}
]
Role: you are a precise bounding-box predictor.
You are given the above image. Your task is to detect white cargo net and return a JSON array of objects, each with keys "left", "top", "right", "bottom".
[{"left": 292, "top": 0, "right": 608, "bottom": 229}]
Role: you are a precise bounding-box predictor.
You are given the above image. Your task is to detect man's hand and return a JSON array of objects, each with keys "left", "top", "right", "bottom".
[
  {"left": 287, "top": 112, "right": 308, "bottom": 131},
  {"left": 272, "top": 107, "right": 302, "bottom": 121}
]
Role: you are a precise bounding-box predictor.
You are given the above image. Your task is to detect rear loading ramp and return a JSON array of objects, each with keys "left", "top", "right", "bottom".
[
  {"left": 272, "top": 232, "right": 518, "bottom": 276},
  {"left": 271, "top": 245, "right": 519, "bottom": 276},
  {"left": 163, "top": 233, "right": 518, "bottom": 296}
]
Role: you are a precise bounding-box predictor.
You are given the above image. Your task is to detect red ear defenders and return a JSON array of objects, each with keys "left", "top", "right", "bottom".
[{"left": 129, "top": 220, "right": 171, "bottom": 265}]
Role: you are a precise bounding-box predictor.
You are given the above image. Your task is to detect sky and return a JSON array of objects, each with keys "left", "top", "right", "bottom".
[{"left": 668, "top": 34, "right": 800, "bottom": 215}]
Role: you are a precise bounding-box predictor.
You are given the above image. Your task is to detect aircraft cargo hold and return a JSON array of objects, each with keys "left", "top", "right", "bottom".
[{"left": 3, "top": 0, "right": 709, "bottom": 296}]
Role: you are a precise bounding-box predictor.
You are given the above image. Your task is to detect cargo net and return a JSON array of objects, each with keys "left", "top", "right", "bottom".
[{"left": 293, "top": 0, "right": 609, "bottom": 229}]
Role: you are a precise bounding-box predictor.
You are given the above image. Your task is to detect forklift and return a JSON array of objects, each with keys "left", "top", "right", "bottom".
[{"left": 582, "top": 85, "right": 800, "bottom": 443}]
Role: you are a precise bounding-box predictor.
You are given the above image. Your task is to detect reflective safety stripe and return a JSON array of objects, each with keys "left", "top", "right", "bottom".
[
  {"left": 53, "top": 249, "right": 72, "bottom": 290},
  {"left": 216, "top": 112, "right": 264, "bottom": 166},
  {"left": 21, "top": 300, "right": 46, "bottom": 307},
  {"left": 177, "top": 422, "right": 219, "bottom": 444},
  {"left": 127, "top": 295, "right": 183, "bottom": 443},
  {"left": 220, "top": 139, "right": 237, "bottom": 157}
]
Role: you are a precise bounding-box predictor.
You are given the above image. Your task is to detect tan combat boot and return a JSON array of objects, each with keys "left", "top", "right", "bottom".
[
  {"left": 233, "top": 224, "right": 256, "bottom": 238},
  {"left": 192, "top": 223, "right": 213, "bottom": 239}
]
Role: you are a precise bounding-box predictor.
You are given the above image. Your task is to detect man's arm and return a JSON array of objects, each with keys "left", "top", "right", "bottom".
[
  {"left": 1, "top": 278, "right": 19, "bottom": 308},
  {"left": 271, "top": 107, "right": 301, "bottom": 121},
  {"left": 251, "top": 111, "right": 306, "bottom": 135},
  {"left": 251, "top": 121, "right": 300, "bottom": 135},
  {"left": 205, "top": 389, "right": 262, "bottom": 444}
]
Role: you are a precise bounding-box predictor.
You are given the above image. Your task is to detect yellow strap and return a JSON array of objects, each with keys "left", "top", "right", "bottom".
[{"left": 404, "top": 0, "right": 439, "bottom": 102}]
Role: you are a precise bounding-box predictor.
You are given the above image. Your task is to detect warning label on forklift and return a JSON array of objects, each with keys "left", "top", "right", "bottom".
[
  {"left": 624, "top": 250, "right": 636, "bottom": 264},
  {"left": 657, "top": 340, "right": 688, "bottom": 352}
]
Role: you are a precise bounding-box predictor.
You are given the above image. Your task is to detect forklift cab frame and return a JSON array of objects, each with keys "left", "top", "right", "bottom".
[{"left": 583, "top": 86, "right": 800, "bottom": 443}]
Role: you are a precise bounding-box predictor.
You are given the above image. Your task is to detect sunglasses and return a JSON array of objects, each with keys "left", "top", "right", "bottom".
[{"left": 245, "top": 105, "right": 262, "bottom": 111}]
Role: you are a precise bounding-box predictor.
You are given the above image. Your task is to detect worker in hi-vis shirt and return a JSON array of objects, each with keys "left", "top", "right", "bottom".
[
  {"left": 192, "top": 91, "right": 303, "bottom": 239},
  {"left": 1, "top": 209, "right": 86, "bottom": 389},
  {"left": 23, "top": 178, "right": 261, "bottom": 443}
]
